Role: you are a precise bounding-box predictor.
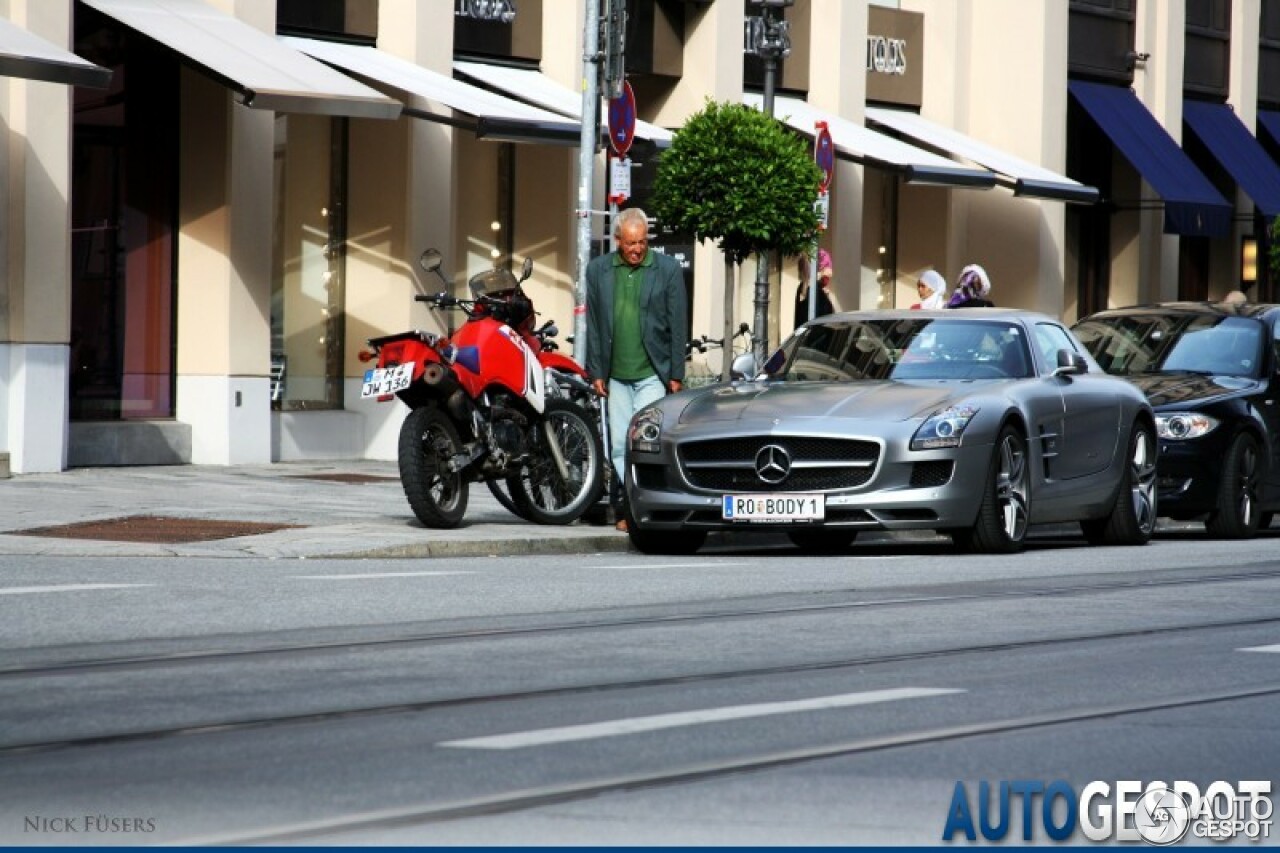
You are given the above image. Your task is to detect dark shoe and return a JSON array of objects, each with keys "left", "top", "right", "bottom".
[{"left": 615, "top": 519, "right": 628, "bottom": 532}]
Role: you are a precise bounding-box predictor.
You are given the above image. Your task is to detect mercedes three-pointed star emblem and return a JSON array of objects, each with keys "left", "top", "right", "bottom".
[{"left": 754, "top": 444, "right": 792, "bottom": 485}]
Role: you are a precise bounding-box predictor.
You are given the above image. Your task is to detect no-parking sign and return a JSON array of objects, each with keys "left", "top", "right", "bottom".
[{"left": 814, "top": 121, "right": 834, "bottom": 192}]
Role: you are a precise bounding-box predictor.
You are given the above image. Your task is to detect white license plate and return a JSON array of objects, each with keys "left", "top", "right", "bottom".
[
  {"left": 722, "top": 493, "right": 825, "bottom": 523},
  {"left": 361, "top": 362, "right": 414, "bottom": 398}
]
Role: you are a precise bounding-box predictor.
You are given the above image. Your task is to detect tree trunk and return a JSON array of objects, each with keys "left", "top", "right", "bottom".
[{"left": 723, "top": 255, "right": 737, "bottom": 379}]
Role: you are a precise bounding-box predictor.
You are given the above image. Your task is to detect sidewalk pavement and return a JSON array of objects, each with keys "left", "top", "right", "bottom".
[{"left": 0, "top": 461, "right": 633, "bottom": 560}]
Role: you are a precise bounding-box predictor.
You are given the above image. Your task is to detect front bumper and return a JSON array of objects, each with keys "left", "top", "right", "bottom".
[
  {"left": 625, "top": 423, "right": 993, "bottom": 533},
  {"left": 1154, "top": 430, "right": 1234, "bottom": 518}
]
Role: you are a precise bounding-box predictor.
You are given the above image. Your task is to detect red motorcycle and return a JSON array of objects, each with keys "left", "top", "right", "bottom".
[{"left": 359, "top": 250, "right": 604, "bottom": 528}]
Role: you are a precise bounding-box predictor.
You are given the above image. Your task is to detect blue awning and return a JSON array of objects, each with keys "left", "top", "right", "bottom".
[
  {"left": 1183, "top": 101, "right": 1280, "bottom": 218},
  {"left": 1259, "top": 110, "right": 1280, "bottom": 149},
  {"left": 1068, "top": 80, "right": 1231, "bottom": 237}
]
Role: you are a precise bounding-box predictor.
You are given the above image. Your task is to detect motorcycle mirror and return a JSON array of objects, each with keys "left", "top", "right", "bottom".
[
  {"left": 543, "top": 323, "right": 558, "bottom": 338},
  {"left": 519, "top": 256, "right": 533, "bottom": 282},
  {"left": 730, "top": 352, "right": 759, "bottom": 382},
  {"left": 419, "top": 248, "right": 443, "bottom": 273}
]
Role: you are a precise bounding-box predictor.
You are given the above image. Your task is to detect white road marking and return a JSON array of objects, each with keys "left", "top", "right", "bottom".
[
  {"left": 1238, "top": 644, "right": 1280, "bottom": 653},
  {"left": 0, "top": 583, "right": 154, "bottom": 596},
  {"left": 587, "top": 562, "right": 745, "bottom": 571},
  {"left": 293, "top": 571, "right": 474, "bottom": 580},
  {"left": 439, "top": 686, "right": 965, "bottom": 749}
]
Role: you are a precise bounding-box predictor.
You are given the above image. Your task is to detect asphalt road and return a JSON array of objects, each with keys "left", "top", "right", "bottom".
[{"left": 2, "top": 528, "right": 1278, "bottom": 846}]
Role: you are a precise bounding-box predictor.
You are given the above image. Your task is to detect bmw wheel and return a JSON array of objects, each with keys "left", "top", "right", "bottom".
[{"left": 1205, "top": 433, "right": 1262, "bottom": 539}]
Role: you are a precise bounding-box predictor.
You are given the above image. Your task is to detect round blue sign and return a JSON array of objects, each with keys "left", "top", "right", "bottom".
[
  {"left": 815, "top": 124, "right": 835, "bottom": 191},
  {"left": 608, "top": 80, "right": 636, "bottom": 156}
]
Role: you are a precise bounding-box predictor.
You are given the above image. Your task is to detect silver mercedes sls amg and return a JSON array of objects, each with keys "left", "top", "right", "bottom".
[{"left": 623, "top": 309, "right": 1157, "bottom": 555}]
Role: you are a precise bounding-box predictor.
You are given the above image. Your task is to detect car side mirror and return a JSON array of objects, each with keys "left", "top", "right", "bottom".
[{"left": 1052, "top": 349, "right": 1088, "bottom": 377}]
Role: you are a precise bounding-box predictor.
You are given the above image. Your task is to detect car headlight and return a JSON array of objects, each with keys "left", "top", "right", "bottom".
[
  {"left": 628, "top": 408, "right": 663, "bottom": 454},
  {"left": 911, "top": 405, "right": 979, "bottom": 450},
  {"left": 1155, "top": 412, "right": 1219, "bottom": 440}
]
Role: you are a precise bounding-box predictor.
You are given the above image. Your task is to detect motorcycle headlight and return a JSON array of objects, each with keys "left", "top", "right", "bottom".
[
  {"left": 1155, "top": 412, "right": 1219, "bottom": 440},
  {"left": 911, "top": 405, "right": 979, "bottom": 450},
  {"left": 629, "top": 408, "right": 663, "bottom": 454}
]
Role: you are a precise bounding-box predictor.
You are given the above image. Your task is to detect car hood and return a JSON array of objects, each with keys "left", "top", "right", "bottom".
[
  {"left": 1124, "top": 372, "right": 1259, "bottom": 407},
  {"left": 677, "top": 381, "right": 964, "bottom": 424}
]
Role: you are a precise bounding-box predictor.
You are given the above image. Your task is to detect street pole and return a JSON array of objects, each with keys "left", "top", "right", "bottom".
[
  {"left": 749, "top": 2, "right": 791, "bottom": 366},
  {"left": 573, "top": 0, "right": 602, "bottom": 368}
]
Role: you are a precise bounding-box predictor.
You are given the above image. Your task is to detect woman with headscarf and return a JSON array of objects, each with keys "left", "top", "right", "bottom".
[
  {"left": 946, "top": 263, "right": 994, "bottom": 308},
  {"left": 911, "top": 269, "right": 947, "bottom": 309},
  {"left": 795, "top": 248, "right": 836, "bottom": 328}
]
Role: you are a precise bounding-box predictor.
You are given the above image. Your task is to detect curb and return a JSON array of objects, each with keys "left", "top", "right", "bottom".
[{"left": 323, "top": 534, "right": 633, "bottom": 560}]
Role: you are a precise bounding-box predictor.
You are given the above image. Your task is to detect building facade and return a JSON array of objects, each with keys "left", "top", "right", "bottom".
[{"left": 0, "top": 0, "right": 1276, "bottom": 473}]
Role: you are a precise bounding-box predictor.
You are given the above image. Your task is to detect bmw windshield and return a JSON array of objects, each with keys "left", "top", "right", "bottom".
[
  {"left": 1073, "top": 313, "right": 1264, "bottom": 379},
  {"left": 764, "top": 318, "right": 1033, "bottom": 382}
]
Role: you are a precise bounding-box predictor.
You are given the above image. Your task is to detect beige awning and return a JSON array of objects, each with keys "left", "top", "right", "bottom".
[
  {"left": 866, "top": 107, "right": 1098, "bottom": 203},
  {"left": 0, "top": 17, "right": 110, "bottom": 88},
  {"left": 285, "top": 37, "right": 580, "bottom": 144},
  {"left": 751, "top": 94, "right": 996, "bottom": 188},
  {"left": 79, "top": 0, "right": 400, "bottom": 119},
  {"left": 455, "top": 60, "right": 673, "bottom": 149}
]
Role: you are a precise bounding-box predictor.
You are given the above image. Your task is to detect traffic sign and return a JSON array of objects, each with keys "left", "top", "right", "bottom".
[
  {"left": 814, "top": 121, "right": 834, "bottom": 192},
  {"left": 608, "top": 79, "right": 636, "bottom": 156}
]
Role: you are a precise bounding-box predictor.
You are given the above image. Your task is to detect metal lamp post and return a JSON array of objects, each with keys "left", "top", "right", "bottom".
[{"left": 747, "top": 0, "right": 792, "bottom": 365}]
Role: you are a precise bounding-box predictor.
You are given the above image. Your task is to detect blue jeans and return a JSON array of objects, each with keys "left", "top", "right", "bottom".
[{"left": 606, "top": 375, "right": 665, "bottom": 508}]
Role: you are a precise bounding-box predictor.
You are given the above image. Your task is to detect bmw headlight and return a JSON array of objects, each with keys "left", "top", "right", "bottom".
[
  {"left": 628, "top": 408, "right": 663, "bottom": 454},
  {"left": 1155, "top": 412, "right": 1219, "bottom": 440},
  {"left": 912, "top": 405, "right": 979, "bottom": 450}
]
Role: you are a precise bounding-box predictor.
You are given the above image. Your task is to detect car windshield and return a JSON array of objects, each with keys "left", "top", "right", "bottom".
[
  {"left": 1073, "top": 313, "right": 1263, "bottom": 378},
  {"left": 764, "top": 318, "right": 1033, "bottom": 382}
]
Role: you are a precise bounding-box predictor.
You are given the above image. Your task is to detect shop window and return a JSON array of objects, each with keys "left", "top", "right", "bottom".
[
  {"left": 1259, "top": 0, "right": 1280, "bottom": 107},
  {"left": 1068, "top": 0, "right": 1136, "bottom": 85},
  {"left": 70, "top": 10, "right": 177, "bottom": 421},
  {"left": 1184, "top": 0, "right": 1231, "bottom": 98},
  {"left": 276, "top": 0, "right": 377, "bottom": 40},
  {"left": 271, "top": 115, "right": 349, "bottom": 411}
]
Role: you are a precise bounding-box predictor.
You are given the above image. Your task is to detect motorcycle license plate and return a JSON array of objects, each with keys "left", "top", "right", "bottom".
[
  {"left": 722, "top": 494, "right": 824, "bottom": 523},
  {"left": 361, "top": 362, "right": 414, "bottom": 398}
]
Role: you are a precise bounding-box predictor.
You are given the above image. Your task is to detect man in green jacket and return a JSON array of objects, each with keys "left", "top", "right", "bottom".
[{"left": 586, "top": 207, "right": 689, "bottom": 531}]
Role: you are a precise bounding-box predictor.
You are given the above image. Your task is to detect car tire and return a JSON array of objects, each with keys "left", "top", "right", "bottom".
[
  {"left": 787, "top": 529, "right": 857, "bottom": 554},
  {"left": 1081, "top": 420, "right": 1157, "bottom": 546},
  {"left": 1205, "top": 432, "right": 1263, "bottom": 539},
  {"left": 953, "top": 425, "right": 1030, "bottom": 554},
  {"left": 624, "top": 504, "right": 706, "bottom": 555}
]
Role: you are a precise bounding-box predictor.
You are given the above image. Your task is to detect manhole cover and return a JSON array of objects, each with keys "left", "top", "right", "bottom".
[
  {"left": 11, "top": 515, "right": 303, "bottom": 544},
  {"left": 289, "top": 473, "right": 399, "bottom": 485}
]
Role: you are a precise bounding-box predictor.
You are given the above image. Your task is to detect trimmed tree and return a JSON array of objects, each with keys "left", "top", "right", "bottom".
[{"left": 651, "top": 100, "right": 822, "bottom": 371}]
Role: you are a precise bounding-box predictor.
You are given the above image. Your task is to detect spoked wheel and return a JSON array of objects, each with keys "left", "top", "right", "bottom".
[
  {"left": 953, "top": 425, "right": 1030, "bottom": 554},
  {"left": 1082, "top": 421, "right": 1157, "bottom": 546},
  {"left": 486, "top": 478, "right": 531, "bottom": 521},
  {"left": 507, "top": 399, "right": 605, "bottom": 524},
  {"left": 1206, "top": 432, "right": 1263, "bottom": 539},
  {"left": 398, "top": 405, "right": 468, "bottom": 528}
]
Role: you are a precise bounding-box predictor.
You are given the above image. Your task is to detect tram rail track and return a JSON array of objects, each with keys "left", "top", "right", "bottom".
[
  {"left": 4, "top": 610, "right": 1278, "bottom": 757},
  {"left": 181, "top": 681, "right": 1280, "bottom": 846},
  {"left": 6, "top": 564, "right": 1280, "bottom": 681}
]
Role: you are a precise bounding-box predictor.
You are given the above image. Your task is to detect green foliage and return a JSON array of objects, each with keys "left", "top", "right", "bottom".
[
  {"left": 1271, "top": 215, "right": 1280, "bottom": 283},
  {"left": 650, "top": 100, "right": 823, "bottom": 265}
]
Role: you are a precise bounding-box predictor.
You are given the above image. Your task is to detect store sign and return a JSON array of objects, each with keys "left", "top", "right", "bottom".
[
  {"left": 455, "top": 0, "right": 516, "bottom": 24},
  {"left": 865, "top": 6, "right": 923, "bottom": 108}
]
